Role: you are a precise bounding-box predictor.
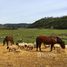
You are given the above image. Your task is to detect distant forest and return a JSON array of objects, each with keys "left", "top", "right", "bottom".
[
  {"left": 0, "top": 16, "right": 67, "bottom": 29},
  {"left": 0, "top": 23, "right": 30, "bottom": 29},
  {"left": 29, "top": 16, "right": 67, "bottom": 29}
]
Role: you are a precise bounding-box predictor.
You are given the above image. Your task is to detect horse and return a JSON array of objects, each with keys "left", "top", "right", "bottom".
[
  {"left": 3, "top": 36, "right": 14, "bottom": 49},
  {"left": 36, "top": 35, "right": 65, "bottom": 51}
]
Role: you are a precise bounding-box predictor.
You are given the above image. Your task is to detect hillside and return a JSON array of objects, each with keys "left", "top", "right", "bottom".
[
  {"left": 29, "top": 16, "right": 67, "bottom": 29},
  {"left": 0, "top": 16, "right": 67, "bottom": 29}
]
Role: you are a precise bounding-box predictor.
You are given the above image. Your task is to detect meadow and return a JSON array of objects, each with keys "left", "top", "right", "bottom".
[
  {"left": 0, "top": 28, "right": 67, "bottom": 67},
  {"left": 0, "top": 28, "right": 67, "bottom": 44}
]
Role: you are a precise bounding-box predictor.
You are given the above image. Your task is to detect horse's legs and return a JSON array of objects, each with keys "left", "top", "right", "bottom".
[
  {"left": 11, "top": 40, "right": 14, "bottom": 45},
  {"left": 6, "top": 41, "right": 9, "bottom": 49},
  {"left": 54, "top": 46, "right": 55, "bottom": 50},
  {"left": 36, "top": 43, "right": 38, "bottom": 51},
  {"left": 39, "top": 44, "right": 41, "bottom": 51},
  {"left": 11, "top": 42, "right": 12, "bottom": 45},
  {"left": 36, "top": 41, "right": 41, "bottom": 51},
  {"left": 50, "top": 44, "right": 54, "bottom": 51}
]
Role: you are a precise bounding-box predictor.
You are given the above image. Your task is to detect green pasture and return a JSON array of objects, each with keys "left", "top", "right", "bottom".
[{"left": 0, "top": 28, "right": 67, "bottom": 44}]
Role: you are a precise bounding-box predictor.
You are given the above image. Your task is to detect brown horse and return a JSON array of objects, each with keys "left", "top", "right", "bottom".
[
  {"left": 3, "top": 36, "right": 14, "bottom": 48},
  {"left": 36, "top": 35, "right": 65, "bottom": 51}
]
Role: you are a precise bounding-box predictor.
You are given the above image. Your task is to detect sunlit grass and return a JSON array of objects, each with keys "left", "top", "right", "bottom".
[{"left": 0, "top": 28, "right": 67, "bottom": 44}]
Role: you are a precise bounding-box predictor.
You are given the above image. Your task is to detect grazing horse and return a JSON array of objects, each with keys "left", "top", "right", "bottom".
[
  {"left": 36, "top": 36, "right": 65, "bottom": 51},
  {"left": 3, "top": 36, "right": 14, "bottom": 48}
]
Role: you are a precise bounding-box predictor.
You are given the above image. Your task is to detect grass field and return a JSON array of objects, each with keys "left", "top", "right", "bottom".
[
  {"left": 0, "top": 28, "right": 67, "bottom": 67},
  {"left": 0, "top": 28, "right": 67, "bottom": 44}
]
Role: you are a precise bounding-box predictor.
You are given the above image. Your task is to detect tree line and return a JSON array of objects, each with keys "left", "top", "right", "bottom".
[
  {"left": 0, "top": 16, "right": 67, "bottom": 29},
  {"left": 0, "top": 23, "right": 30, "bottom": 30},
  {"left": 29, "top": 16, "right": 67, "bottom": 29}
]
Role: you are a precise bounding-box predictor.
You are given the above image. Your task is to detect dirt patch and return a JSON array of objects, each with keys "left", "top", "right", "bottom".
[{"left": 0, "top": 44, "right": 67, "bottom": 67}]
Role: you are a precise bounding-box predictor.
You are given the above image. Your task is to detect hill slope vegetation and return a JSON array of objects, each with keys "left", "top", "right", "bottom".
[{"left": 29, "top": 16, "right": 67, "bottom": 29}]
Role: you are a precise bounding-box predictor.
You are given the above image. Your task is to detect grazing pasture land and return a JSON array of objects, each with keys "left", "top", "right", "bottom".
[
  {"left": 0, "top": 28, "right": 67, "bottom": 44},
  {"left": 0, "top": 28, "right": 67, "bottom": 67},
  {"left": 0, "top": 44, "right": 67, "bottom": 67}
]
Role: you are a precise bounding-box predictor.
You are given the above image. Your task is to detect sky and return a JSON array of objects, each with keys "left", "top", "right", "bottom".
[{"left": 0, "top": 0, "right": 67, "bottom": 24}]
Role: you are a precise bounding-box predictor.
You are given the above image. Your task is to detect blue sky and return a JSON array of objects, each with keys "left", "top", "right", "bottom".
[{"left": 0, "top": 0, "right": 67, "bottom": 24}]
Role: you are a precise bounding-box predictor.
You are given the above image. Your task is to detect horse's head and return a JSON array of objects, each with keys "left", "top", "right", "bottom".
[
  {"left": 60, "top": 41, "right": 65, "bottom": 49},
  {"left": 56, "top": 37, "right": 65, "bottom": 49}
]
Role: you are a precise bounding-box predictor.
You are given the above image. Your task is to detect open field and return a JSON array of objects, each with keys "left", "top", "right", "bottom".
[
  {"left": 0, "top": 28, "right": 67, "bottom": 44},
  {"left": 0, "top": 43, "right": 67, "bottom": 67}
]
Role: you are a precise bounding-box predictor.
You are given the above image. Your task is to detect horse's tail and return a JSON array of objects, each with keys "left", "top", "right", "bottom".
[
  {"left": 36, "top": 37, "right": 41, "bottom": 48},
  {"left": 3, "top": 39, "right": 5, "bottom": 46}
]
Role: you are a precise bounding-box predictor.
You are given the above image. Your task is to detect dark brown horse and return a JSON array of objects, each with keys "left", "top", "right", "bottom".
[
  {"left": 36, "top": 35, "right": 65, "bottom": 51},
  {"left": 3, "top": 36, "right": 14, "bottom": 48}
]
